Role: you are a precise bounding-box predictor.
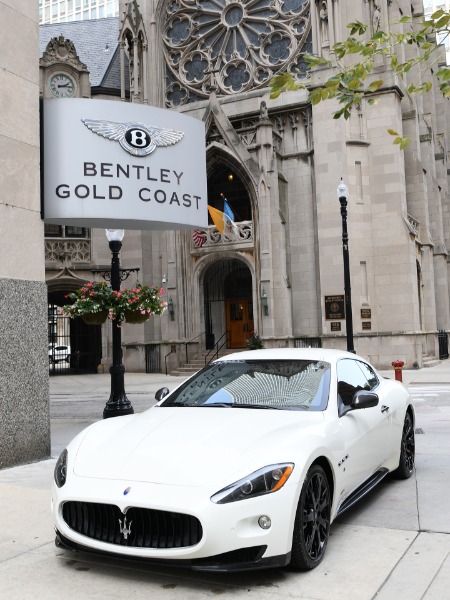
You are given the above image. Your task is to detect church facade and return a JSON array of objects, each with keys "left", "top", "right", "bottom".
[{"left": 41, "top": 0, "right": 450, "bottom": 373}]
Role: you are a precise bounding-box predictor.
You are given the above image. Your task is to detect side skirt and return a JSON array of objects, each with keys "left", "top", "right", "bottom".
[{"left": 336, "top": 468, "right": 389, "bottom": 517}]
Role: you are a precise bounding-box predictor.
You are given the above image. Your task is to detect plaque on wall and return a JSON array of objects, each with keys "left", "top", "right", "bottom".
[
  {"left": 325, "top": 295, "right": 345, "bottom": 320},
  {"left": 361, "top": 308, "right": 371, "bottom": 319},
  {"left": 362, "top": 322, "right": 372, "bottom": 330},
  {"left": 331, "top": 322, "right": 341, "bottom": 332}
]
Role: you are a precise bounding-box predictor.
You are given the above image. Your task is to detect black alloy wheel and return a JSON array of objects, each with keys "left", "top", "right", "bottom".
[
  {"left": 393, "top": 411, "right": 415, "bottom": 479},
  {"left": 290, "top": 464, "right": 331, "bottom": 570}
]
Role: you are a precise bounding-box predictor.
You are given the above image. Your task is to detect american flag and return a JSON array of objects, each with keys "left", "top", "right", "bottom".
[{"left": 193, "top": 229, "right": 207, "bottom": 247}]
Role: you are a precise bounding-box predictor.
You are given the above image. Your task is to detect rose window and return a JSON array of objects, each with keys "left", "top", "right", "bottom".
[{"left": 164, "top": 0, "right": 311, "bottom": 107}]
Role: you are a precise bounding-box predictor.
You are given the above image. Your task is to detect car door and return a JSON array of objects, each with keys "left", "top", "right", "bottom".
[{"left": 336, "top": 358, "right": 392, "bottom": 496}]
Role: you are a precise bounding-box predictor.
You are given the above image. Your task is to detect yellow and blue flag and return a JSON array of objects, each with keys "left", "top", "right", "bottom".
[
  {"left": 223, "top": 198, "right": 234, "bottom": 221},
  {"left": 208, "top": 205, "right": 239, "bottom": 239}
]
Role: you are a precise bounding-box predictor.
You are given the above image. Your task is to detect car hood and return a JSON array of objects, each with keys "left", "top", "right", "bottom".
[{"left": 73, "top": 407, "right": 324, "bottom": 487}]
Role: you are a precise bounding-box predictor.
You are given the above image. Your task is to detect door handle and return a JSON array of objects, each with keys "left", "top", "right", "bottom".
[{"left": 381, "top": 405, "right": 390, "bottom": 413}]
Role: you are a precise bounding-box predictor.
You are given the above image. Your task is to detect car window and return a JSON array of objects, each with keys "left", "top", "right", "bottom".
[
  {"left": 356, "top": 361, "right": 379, "bottom": 390},
  {"left": 160, "top": 360, "right": 331, "bottom": 411},
  {"left": 337, "top": 359, "right": 373, "bottom": 406}
]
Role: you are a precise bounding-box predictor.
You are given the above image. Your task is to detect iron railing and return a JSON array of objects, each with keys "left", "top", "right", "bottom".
[
  {"left": 204, "top": 330, "right": 230, "bottom": 365},
  {"left": 164, "top": 331, "right": 207, "bottom": 375}
]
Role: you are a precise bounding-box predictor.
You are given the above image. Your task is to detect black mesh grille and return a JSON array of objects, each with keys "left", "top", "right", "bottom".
[{"left": 62, "top": 501, "right": 203, "bottom": 548}]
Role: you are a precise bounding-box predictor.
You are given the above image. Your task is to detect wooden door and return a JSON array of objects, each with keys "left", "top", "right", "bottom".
[{"left": 226, "top": 299, "right": 254, "bottom": 348}]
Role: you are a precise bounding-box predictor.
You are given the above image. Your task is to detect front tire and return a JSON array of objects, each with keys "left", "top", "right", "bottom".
[
  {"left": 290, "top": 464, "right": 331, "bottom": 570},
  {"left": 393, "top": 411, "right": 415, "bottom": 479}
]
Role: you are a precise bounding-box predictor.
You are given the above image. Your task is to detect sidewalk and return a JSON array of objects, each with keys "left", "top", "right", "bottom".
[
  {"left": 1, "top": 361, "right": 450, "bottom": 599},
  {"left": 379, "top": 360, "right": 450, "bottom": 385}
]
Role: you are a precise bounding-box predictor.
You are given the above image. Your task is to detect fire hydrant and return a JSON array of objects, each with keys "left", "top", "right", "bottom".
[{"left": 392, "top": 360, "right": 405, "bottom": 382}]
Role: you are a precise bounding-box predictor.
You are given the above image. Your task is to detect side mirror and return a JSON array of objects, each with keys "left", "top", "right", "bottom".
[
  {"left": 351, "top": 390, "right": 379, "bottom": 410},
  {"left": 155, "top": 387, "right": 170, "bottom": 402}
]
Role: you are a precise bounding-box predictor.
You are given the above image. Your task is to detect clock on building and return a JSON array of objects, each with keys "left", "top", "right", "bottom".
[{"left": 48, "top": 72, "right": 77, "bottom": 98}]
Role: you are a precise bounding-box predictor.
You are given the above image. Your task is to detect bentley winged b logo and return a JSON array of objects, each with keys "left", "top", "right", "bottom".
[
  {"left": 81, "top": 118, "right": 184, "bottom": 157},
  {"left": 119, "top": 516, "right": 132, "bottom": 540}
]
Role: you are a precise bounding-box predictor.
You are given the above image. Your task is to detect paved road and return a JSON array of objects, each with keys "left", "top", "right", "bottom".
[{"left": 1, "top": 369, "right": 450, "bottom": 599}]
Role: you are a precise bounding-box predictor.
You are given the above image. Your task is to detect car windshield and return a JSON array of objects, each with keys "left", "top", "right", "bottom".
[{"left": 160, "top": 360, "right": 331, "bottom": 410}]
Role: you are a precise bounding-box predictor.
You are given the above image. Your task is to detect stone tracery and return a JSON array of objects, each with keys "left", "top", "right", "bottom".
[{"left": 163, "top": 0, "right": 312, "bottom": 106}]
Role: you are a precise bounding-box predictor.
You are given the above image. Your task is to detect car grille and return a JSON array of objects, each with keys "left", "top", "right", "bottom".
[{"left": 62, "top": 501, "right": 203, "bottom": 548}]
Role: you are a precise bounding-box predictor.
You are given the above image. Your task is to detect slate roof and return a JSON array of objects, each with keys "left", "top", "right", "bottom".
[{"left": 39, "top": 17, "right": 128, "bottom": 91}]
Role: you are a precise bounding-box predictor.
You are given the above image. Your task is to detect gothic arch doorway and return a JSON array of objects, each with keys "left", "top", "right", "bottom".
[
  {"left": 48, "top": 287, "right": 102, "bottom": 375},
  {"left": 203, "top": 259, "right": 253, "bottom": 349}
]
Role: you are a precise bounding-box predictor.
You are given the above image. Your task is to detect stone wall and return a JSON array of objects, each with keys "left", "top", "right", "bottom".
[
  {"left": 0, "top": 279, "right": 50, "bottom": 468},
  {"left": 0, "top": 1, "right": 50, "bottom": 469}
]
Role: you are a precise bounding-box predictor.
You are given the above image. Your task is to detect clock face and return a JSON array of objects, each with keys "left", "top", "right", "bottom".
[{"left": 49, "top": 73, "right": 76, "bottom": 98}]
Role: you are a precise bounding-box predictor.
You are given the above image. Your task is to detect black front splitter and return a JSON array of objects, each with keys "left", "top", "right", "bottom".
[{"left": 55, "top": 531, "right": 291, "bottom": 573}]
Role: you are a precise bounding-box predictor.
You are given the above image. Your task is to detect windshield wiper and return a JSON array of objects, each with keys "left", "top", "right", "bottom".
[
  {"left": 233, "top": 403, "right": 310, "bottom": 410},
  {"left": 161, "top": 403, "right": 310, "bottom": 410},
  {"left": 229, "top": 403, "right": 284, "bottom": 410}
]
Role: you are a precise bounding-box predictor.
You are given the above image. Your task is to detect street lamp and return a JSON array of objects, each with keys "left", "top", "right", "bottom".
[
  {"left": 168, "top": 296, "right": 175, "bottom": 321},
  {"left": 103, "top": 229, "right": 134, "bottom": 419},
  {"left": 261, "top": 289, "right": 269, "bottom": 316},
  {"left": 337, "top": 179, "right": 355, "bottom": 353}
]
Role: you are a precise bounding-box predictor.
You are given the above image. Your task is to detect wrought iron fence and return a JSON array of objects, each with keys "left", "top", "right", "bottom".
[
  {"left": 294, "top": 337, "right": 322, "bottom": 349},
  {"left": 438, "top": 330, "right": 449, "bottom": 360},
  {"left": 146, "top": 345, "right": 161, "bottom": 373}
]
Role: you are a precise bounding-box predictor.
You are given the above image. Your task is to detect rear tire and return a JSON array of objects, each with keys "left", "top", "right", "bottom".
[
  {"left": 290, "top": 464, "right": 331, "bottom": 570},
  {"left": 393, "top": 411, "right": 415, "bottom": 479}
]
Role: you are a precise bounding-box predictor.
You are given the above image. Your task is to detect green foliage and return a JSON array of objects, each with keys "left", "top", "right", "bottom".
[
  {"left": 245, "top": 332, "right": 264, "bottom": 350},
  {"left": 269, "top": 10, "right": 450, "bottom": 149}
]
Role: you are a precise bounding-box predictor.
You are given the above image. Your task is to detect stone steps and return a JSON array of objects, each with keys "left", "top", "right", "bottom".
[
  {"left": 170, "top": 349, "right": 243, "bottom": 376},
  {"left": 422, "top": 354, "right": 441, "bottom": 368}
]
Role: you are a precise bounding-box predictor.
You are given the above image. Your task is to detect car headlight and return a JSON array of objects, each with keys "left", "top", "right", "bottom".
[
  {"left": 54, "top": 449, "right": 68, "bottom": 488},
  {"left": 211, "top": 463, "right": 294, "bottom": 504}
]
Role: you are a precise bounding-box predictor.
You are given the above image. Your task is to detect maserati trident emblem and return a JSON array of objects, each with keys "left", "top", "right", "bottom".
[
  {"left": 119, "top": 516, "right": 133, "bottom": 540},
  {"left": 81, "top": 118, "right": 184, "bottom": 157}
]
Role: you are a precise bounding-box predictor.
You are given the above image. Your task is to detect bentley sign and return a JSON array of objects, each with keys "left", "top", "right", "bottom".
[{"left": 42, "top": 99, "right": 208, "bottom": 230}]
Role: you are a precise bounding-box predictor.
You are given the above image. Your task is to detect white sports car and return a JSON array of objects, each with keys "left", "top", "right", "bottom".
[
  {"left": 52, "top": 348, "right": 415, "bottom": 572},
  {"left": 48, "top": 344, "right": 71, "bottom": 364}
]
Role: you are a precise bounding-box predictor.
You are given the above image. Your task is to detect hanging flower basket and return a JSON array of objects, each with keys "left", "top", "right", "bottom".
[
  {"left": 63, "top": 281, "right": 167, "bottom": 325},
  {"left": 63, "top": 281, "right": 113, "bottom": 322},
  {"left": 82, "top": 310, "right": 109, "bottom": 325},
  {"left": 124, "top": 311, "right": 150, "bottom": 324},
  {"left": 113, "top": 285, "right": 167, "bottom": 324}
]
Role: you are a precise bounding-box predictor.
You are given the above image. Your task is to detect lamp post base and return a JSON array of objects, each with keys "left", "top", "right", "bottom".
[
  {"left": 103, "top": 363, "right": 134, "bottom": 419},
  {"left": 103, "top": 401, "right": 134, "bottom": 419}
]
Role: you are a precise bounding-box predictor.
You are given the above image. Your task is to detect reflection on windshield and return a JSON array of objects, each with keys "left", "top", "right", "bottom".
[{"left": 161, "top": 360, "right": 331, "bottom": 411}]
